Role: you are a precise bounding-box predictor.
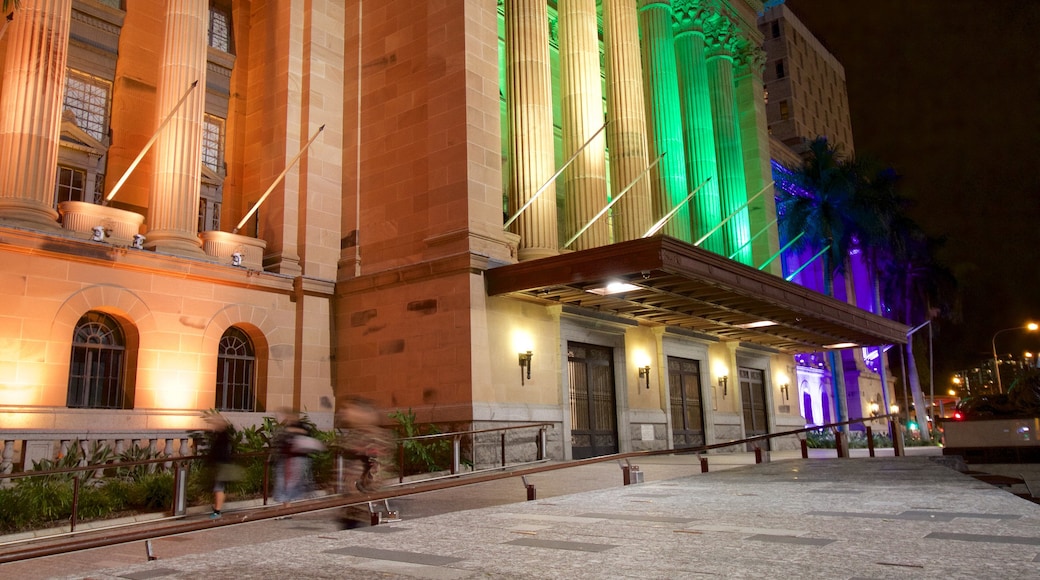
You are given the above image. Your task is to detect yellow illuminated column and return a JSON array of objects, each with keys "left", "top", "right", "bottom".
[
  {"left": 638, "top": 0, "right": 691, "bottom": 242},
  {"left": 673, "top": 6, "right": 723, "bottom": 255},
  {"left": 603, "top": 0, "right": 652, "bottom": 242},
  {"left": 560, "top": 0, "right": 608, "bottom": 250},
  {"left": 505, "top": 0, "right": 559, "bottom": 260},
  {"left": 0, "top": 0, "right": 72, "bottom": 230},
  {"left": 145, "top": 0, "right": 208, "bottom": 257},
  {"left": 705, "top": 22, "right": 751, "bottom": 265}
]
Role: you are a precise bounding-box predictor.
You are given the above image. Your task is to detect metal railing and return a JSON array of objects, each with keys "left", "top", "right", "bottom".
[{"left": 0, "top": 415, "right": 910, "bottom": 556}]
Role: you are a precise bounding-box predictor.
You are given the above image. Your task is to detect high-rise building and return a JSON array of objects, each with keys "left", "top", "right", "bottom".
[
  {"left": 759, "top": 4, "right": 855, "bottom": 155},
  {"left": 0, "top": 0, "right": 903, "bottom": 470}
]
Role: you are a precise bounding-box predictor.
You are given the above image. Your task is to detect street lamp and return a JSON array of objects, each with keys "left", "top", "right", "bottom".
[{"left": 991, "top": 322, "right": 1039, "bottom": 393}]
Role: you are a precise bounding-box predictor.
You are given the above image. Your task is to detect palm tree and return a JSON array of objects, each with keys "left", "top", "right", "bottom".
[
  {"left": 776, "top": 137, "right": 879, "bottom": 428},
  {"left": 878, "top": 217, "right": 958, "bottom": 442}
]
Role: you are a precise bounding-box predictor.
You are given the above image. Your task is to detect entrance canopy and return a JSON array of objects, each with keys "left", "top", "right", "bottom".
[{"left": 485, "top": 236, "right": 907, "bottom": 354}]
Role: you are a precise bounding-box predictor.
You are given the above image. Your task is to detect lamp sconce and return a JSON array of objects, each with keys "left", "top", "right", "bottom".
[
  {"left": 869, "top": 401, "right": 880, "bottom": 417},
  {"left": 780, "top": 383, "right": 789, "bottom": 401},
  {"left": 718, "top": 375, "right": 728, "bottom": 397},
  {"left": 518, "top": 351, "right": 533, "bottom": 385},
  {"left": 638, "top": 365, "right": 651, "bottom": 389}
]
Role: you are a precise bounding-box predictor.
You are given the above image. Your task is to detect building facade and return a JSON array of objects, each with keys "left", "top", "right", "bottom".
[{"left": 0, "top": 0, "right": 904, "bottom": 470}]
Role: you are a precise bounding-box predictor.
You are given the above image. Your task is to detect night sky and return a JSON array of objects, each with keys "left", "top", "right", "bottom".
[{"left": 781, "top": 0, "right": 1040, "bottom": 381}]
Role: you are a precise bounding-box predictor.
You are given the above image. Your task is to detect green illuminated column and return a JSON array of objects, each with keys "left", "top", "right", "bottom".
[
  {"left": 0, "top": 0, "right": 72, "bottom": 231},
  {"left": 637, "top": 0, "right": 691, "bottom": 242},
  {"left": 603, "top": 0, "right": 652, "bottom": 242},
  {"left": 735, "top": 46, "right": 780, "bottom": 274},
  {"left": 705, "top": 22, "right": 751, "bottom": 265},
  {"left": 673, "top": 6, "right": 723, "bottom": 254},
  {"left": 560, "top": 0, "right": 608, "bottom": 250},
  {"left": 505, "top": 0, "right": 559, "bottom": 260}
]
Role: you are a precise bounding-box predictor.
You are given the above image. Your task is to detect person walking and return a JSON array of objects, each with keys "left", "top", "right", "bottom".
[{"left": 205, "top": 413, "right": 241, "bottom": 519}]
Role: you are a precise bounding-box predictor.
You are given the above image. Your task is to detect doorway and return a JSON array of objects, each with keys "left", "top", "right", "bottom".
[
  {"left": 568, "top": 342, "right": 618, "bottom": 459},
  {"left": 740, "top": 367, "right": 769, "bottom": 451},
  {"left": 668, "top": 356, "right": 705, "bottom": 448}
]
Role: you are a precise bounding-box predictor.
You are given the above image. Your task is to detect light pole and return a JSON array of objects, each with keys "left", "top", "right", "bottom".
[{"left": 991, "top": 322, "right": 1039, "bottom": 393}]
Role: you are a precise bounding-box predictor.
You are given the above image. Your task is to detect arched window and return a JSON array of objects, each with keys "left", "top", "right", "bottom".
[
  {"left": 216, "top": 327, "right": 257, "bottom": 412},
  {"left": 67, "top": 311, "right": 128, "bottom": 408}
]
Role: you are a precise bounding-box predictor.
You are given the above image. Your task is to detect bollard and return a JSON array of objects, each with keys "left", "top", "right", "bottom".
[
  {"left": 621, "top": 462, "right": 643, "bottom": 485},
  {"left": 891, "top": 420, "right": 905, "bottom": 457},
  {"left": 145, "top": 540, "right": 157, "bottom": 561},
  {"left": 700, "top": 455, "right": 709, "bottom": 473},
  {"left": 173, "top": 463, "right": 188, "bottom": 516},
  {"left": 866, "top": 426, "right": 876, "bottom": 457},
  {"left": 800, "top": 437, "right": 809, "bottom": 459},
  {"left": 834, "top": 429, "right": 848, "bottom": 458},
  {"left": 754, "top": 446, "right": 763, "bottom": 464},
  {"left": 522, "top": 475, "right": 537, "bottom": 500}
]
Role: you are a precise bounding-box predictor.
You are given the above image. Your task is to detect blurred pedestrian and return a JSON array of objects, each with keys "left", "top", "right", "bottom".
[
  {"left": 205, "top": 413, "right": 242, "bottom": 519},
  {"left": 334, "top": 397, "right": 392, "bottom": 528},
  {"left": 273, "top": 411, "right": 324, "bottom": 503}
]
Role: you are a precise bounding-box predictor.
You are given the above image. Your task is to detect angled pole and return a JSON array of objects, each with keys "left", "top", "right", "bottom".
[
  {"left": 0, "top": 11, "right": 12, "bottom": 43},
  {"left": 564, "top": 153, "right": 664, "bottom": 248},
  {"left": 784, "top": 244, "right": 830, "bottom": 282},
  {"left": 504, "top": 121, "right": 608, "bottom": 230},
  {"left": 104, "top": 80, "right": 199, "bottom": 204},
  {"left": 757, "top": 231, "right": 803, "bottom": 270},
  {"left": 642, "top": 175, "right": 711, "bottom": 238},
  {"left": 729, "top": 217, "right": 778, "bottom": 260},
  {"left": 234, "top": 124, "right": 326, "bottom": 234},
  {"left": 693, "top": 181, "right": 773, "bottom": 247}
]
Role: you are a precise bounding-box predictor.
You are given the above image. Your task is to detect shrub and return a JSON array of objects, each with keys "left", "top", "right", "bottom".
[{"left": 389, "top": 408, "right": 450, "bottom": 475}]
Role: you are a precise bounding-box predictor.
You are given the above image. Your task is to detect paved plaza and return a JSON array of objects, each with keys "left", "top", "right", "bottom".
[{"left": 5, "top": 450, "right": 1040, "bottom": 579}]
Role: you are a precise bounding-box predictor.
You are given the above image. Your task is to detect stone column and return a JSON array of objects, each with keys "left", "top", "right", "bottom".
[
  {"left": 673, "top": 3, "right": 723, "bottom": 254},
  {"left": 705, "top": 20, "right": 751, "bottom": 265},
  {"left": 0, "top": 0, "right": 72, "bottom": 230},
  {"left": 505, "top": 0, "right": 558, "bottom": 261},
  {"left": 559, "top": 0, "right": 608, "bottom": 251},
  {"left": 145, "top": 0, "right": 208, "bottom": 257},
  {"left": 735, "top": 45, "right": 779, "bottom": 273},
  {"left": 637, "top": 0, "right": 691, "bottom": 242},
  {"left": 603, "top": 0, "right": 652, "bottom": 242}
]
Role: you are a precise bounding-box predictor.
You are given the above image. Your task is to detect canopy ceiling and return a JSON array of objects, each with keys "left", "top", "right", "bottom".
[{"left": 485, "top": 236, "right": 908, "bottom": 354}]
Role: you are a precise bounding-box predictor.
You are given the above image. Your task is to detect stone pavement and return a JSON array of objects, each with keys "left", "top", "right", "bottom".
[{"left": 8, "top": 449, "right": 1040, "bottom": 579}]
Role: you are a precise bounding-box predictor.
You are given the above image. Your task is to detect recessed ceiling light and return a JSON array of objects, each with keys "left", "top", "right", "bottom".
[
  {"left": 586, "top": 281, "right": 640, "bottom": 295},
  {"left": 738, "top": 320, "right": 778, "bottom": 329}
]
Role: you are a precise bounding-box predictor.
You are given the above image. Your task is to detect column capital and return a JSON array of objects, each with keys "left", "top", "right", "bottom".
[
  {"left": 672, "top": 0, "right": 711, "bottom": 34},
  {"left": 704, "top": 15, "right": 738, "bottom": 59},
  {"left": 734, "top": 43, "right": 766, "bottom": 78}
]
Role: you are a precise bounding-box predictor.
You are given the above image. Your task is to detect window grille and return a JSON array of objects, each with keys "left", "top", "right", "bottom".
[
  {"left": 67, "top": 312, "right": 127, "bottom": 409},
  {"left": 216, "top": 327, "right": 257, "bottom": 412},
  {"left": 63, "top": 71, "right": 111, "bottom": 143}
]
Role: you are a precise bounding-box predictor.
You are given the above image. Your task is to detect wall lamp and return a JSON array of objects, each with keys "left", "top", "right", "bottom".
[
  {"left": 869, "top": 401, "right": 880, "bottom": 417},
  {"left": 718, "top": 375, "right": 728, "bottom": 397},
  {"left": 639, "top": 365, "right": 651, "bottom": 389},
  {"left": 779, "top": 383, "right": 789, "bottom": 401},
  {"left": 518, "top": 351, "right": 533, "bottom": 385}
]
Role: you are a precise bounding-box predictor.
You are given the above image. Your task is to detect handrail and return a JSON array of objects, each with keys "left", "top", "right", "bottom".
[
  {"left": 391, "top": 422, "right": 554, "bottom": 442},
  {"left": 0, "top": 414, "right": 910, "bottom": 561}
]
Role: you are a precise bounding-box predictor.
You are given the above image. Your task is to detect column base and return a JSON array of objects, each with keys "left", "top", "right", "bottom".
[
  {"left": 0, "top": 200, "right": 62, "bottom": 233},
  {"left": 144, "top": 230, "right": 206, "bottom": 258}
]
